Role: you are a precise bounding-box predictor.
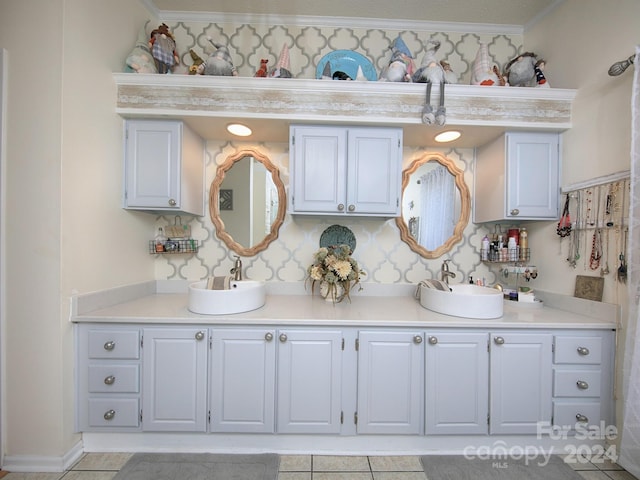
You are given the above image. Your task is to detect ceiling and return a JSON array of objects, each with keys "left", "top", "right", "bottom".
[{"left": 150, "top": 0, "right": 562, "bottom": 27}]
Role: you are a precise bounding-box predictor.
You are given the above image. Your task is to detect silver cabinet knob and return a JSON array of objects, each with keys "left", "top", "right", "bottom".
[
  {"left": 494, "top": 336, "right": 505, "bottom": 345},
  {"left": 576, "top": 380, "right": 589, "bottom": 390},
  {"left": 104, "top": 409, "right": 116, "bottom": 421},
  {"left": 576, "top": 413, "right": 589, "bottom": 423},
  {"left": 104, "top": 375, "right": 116, "bottom": 385},
  {"left": 279, "top": 333, "right": 287, "bottom": 343},
  {"left": 413, "top": 335, "right": 423, "bottom": 344},
  {"left": 348, "top": 204, "right": 355, "bottom": 212},
  {"left": 510, "top": 208, "right": 520, "bottom": 216},
  {"left": 195, "top": 331, "right": 205, "bottom": 341},
  {"left": 265, "top": 332, "right": 274, "bottom": 342},
  {"left": 577, "top": 346, "right": 590, "bottom": 356},
  {"left": 103, "top": 341, "right": 115, "bottom": 351},
  {"left": 337, "top": 204, "right": 345, "bottom": 211},
  {"left": 168, "top": 198, "right": 177, "bottom": 206},
  {"left": 428, "top": 336, "right": 438, "bottom": 345}
]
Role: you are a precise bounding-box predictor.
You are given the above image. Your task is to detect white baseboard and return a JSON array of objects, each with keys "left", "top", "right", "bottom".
[{"left": 2, "top": 440, "right": 83, "bottom": 473}]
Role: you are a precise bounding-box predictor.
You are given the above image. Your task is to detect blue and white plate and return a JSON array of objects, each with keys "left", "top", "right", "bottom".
[{"left": 316, "top": 50, "right": 377, "bottom": 81}]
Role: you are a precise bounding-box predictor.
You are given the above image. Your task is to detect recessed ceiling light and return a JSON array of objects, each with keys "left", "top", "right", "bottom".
[
  {"left": 226, "top": 123, "right": 252, "bottom": 137},
  {"left": 434, "top": 130, "right": 462, "bottom": 143}
]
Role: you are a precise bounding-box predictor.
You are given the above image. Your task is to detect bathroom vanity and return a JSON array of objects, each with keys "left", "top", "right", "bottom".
[{"left": 73, "top": 282, "right": 617, "bottom": 455}]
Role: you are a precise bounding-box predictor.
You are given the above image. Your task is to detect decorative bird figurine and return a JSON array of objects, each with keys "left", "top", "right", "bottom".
[
  {"left": 504, "top": 52, "right": 538, "bottom": 87},
  {"left": 412, "top": 40, "right": 447, "bottom": 125},
  {"left": 203, "top": 37, "right": 238, "bottom": 76}
]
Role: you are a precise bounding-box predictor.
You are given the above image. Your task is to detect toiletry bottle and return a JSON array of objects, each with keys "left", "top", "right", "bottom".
[
  {"left": 481, "top": 235, "right": 490, "bottom": 261},
  {"left": 155, "top": 227, "right": 166, "bottom": 253},
  {"left": 519, "top": 227, "right": 528, "bottom": 261},
  {"left": 508, "top": 236, "right": 518, "bottom": 261}
]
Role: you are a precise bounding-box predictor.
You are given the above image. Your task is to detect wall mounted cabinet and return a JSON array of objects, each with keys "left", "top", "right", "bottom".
[
  {"left": 474, "top": 132, "right": 561, "bottom": 223},
  {"left": 123, "top": 119, "right": 205, "bottom": 216},
  {"left": 289, "top": 125, "right": 402, "bottom": 217}
]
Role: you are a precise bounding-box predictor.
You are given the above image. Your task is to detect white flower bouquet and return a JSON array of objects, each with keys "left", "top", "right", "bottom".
[{"left": 307, "top": 244, "right": 365, "bottom": 303}]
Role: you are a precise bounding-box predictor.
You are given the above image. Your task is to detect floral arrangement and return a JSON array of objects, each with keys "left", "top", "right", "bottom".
[{"left": 307, "top": 244, "right": 365, "bottom": 303}]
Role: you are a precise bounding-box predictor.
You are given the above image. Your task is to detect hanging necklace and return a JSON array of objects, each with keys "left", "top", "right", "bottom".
[{"left": 589, "top": 186, "right": 602, "bottom": 270}]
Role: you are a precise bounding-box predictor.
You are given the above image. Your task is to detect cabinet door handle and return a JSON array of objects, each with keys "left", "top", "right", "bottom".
[
  {"left": 577, "top": 346, "right": 590, "bottom": 356},
  {"left": 265, "top": 332, "right": 274, "bottom": 342},
  {"left": 576, "top": 413, "right": 589, "bottom": 423},
  {"left": 103, "top": 409, "right": 116, "bottom": 421},
  {"left": 195, "top": 331, "right": 205, "bottom": 341},
  {"left": 510, "top": 208, "right": 520, "bottom": 216},
  {"left": 337, "top": 204, "right": 345, "bottom": 212},
  {"left": 576, "top": 380, "right": 589, "bottom": 390},
  {"left": 168, "top": 198, "right": 177, "bottom": 206},
  {"left": 494, "top": 336, "right": 505, "bottom": 345},
  {"left": 279, "top": 333, "right": 287, "bottom": 343},
  {"left": 103, "top": 341, "right": 116, "bottom": 351},
  {"left": 348, "top": 204, "right": 355, "bottom": 212},
  {"left": 104, "top": 375, "right": 116, "bottom": 385},
  {"left": 413, "top": 335, "right": 423, "bottom": 344},
  {"left": 428, "top": 336, "right": 438, "bottom": 345}
]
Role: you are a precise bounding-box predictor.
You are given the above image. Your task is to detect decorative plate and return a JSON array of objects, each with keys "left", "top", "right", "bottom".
[
  {"left": 319, "top": 225, "right": 357, "bottom": 252},
  {"left": 316, "top": 50, "right": 377, "bottom": 81}
]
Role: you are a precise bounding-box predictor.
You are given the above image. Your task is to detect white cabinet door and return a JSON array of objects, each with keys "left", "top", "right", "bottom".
[
  {"left": 425, "top": 332, "right": 489, "bottom": 434},
  {"left": 142, "top": 328, "right": 208, "bottom": 432},
  {"left": 210, "top": 328, "right": 276, "bottom": 433},
  {"left": 347, "top": 127, "right": 402, "bottom": 215},
  {"left": 290, "top": 126, "right": 347, "bottom": 214},
  {"left": 474, "top": 131, "right": 560, "bottom": 222},
  {"left": 489, "top": 332, "right": 552, "bottom": 434},
  {"left": 290, "top": 125, "right": 401, "bottom": 216},
  {"left": 277, "top": 329, "right": 343, "bottom": 434},
  {"left": 124, "top": 119, "right": 204, "bottom": 215},
  {"left": 357, "top": 331, "right": 423, "bottom": 434}
]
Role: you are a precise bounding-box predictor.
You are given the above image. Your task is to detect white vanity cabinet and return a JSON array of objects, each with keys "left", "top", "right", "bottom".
[
  {"left": 489, "top": 332, "right": 553, "bottom": 434},
  {"left": 474, "top": 131, "right": 560, "bottom": 223},
  {"left": 209, "top": 328, "right": 277, "bottom": 433},
  {"left": 76, "top": 326, "right": 142, "bottom": 432},
  {"left": 141, "top": 327, "right": 208, "bottom": 432},
  {"left": 425, "top": 332, "right": 489, "bottom": 434},
  {"left": 123, "top": 119, "right": 205, "bottom": 216},
  {"left": 356, "top": 330, "right": 424, "bottom": 434},
  {"left": 552, "top": 330, "right": 615, "bottom": 431},
  {"left": 289, "top": 125, "right": 402, "bottom": 216}
]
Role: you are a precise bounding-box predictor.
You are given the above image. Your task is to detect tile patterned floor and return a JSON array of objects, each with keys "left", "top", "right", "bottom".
[{"left": 0, "top": 453, "right": 637, "bottom": 479}]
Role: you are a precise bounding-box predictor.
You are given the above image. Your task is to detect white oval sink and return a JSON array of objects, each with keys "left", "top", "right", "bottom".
[
  {"left": 419, "top": 283, "right": 503, "bottom": 319},
  {"left": 188, "top": 280, "right": 266, "bottom": 315}
]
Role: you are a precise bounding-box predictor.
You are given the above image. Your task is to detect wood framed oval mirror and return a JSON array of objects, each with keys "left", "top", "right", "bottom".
[
  {"left": 209, "top": 148, "right": 286, "bottom": 256},
  {"left": 395, "top": 152, "right": 470, "bottom": 258}
]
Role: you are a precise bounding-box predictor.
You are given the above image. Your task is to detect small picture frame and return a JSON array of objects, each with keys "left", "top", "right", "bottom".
[
  {"left": 574, "top": 275, "right": 604, "bottom": 302},
  {"left": 219, "top": 189, "right": 233, "bottom": 210}
]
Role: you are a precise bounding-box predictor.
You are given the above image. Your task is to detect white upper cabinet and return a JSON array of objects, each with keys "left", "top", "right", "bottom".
[
  {"left": 290, "top": 125, "right": 402, "bottom": 217},
  {"left": 123, "top": 119, "right": 205, "bottom": 216},
  {"left": 474, "top": 132, "right": 560, "bottom": 223}
]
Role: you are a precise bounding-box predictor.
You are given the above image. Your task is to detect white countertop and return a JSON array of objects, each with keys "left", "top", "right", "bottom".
[{"left": 71, "top": 281, "right": 618, "bottom": 330}]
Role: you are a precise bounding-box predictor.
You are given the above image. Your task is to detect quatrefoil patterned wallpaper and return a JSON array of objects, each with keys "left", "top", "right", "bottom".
[{"left": 151, "top": 18, "right": 527, "bottom": 287}]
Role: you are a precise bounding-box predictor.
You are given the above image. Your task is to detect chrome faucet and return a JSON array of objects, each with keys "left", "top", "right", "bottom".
[
  {"left": 230, "top": 255, "right": 243, "bottom": 281},
  {"left": 440, "top": 259, "right": 456, "bottom": 284}
]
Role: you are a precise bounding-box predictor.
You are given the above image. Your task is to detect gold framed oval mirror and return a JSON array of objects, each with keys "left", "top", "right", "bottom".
[
  {"left": 209, "top": 148, "right": 286, "bottom": 256},
  {"left": 395, "top": 152, "right": 470, "bottom": 259}
]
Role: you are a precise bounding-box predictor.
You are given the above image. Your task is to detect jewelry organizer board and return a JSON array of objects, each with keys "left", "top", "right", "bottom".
[{"left": 561, "top": 171, "right": 630, "bottom": 291}]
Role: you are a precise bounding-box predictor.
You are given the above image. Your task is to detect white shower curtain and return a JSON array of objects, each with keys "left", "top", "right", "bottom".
[
  {"left": 619, "top": 45, "right": 640, "bottom": 478},
  {"left": 418, "top": 165, "right": 455, "bottom": 251}
]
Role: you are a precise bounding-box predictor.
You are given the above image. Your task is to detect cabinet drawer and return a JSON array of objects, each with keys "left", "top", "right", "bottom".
[
  {"left": 88, "top": 398, "right": 140, "bottom": 427},
  {"left": 88, "top": 330, "right": 140, "bottom": 359},
  {"left": 88, "top": 365, "right": 139, "bottom": 393},
  {"left": 553, "top": 401, "right": 601, "bottom": 429},
  {"left": 553, "top": 369, "right": 601, "bottom": 397},
  {"left": 554, "top": 336, "right": 602, "bottom": 364}
]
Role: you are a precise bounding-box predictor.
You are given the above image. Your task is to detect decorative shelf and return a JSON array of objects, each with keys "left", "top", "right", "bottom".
[
  {"left": 149, "top": 239, "right": 199, "bottom": 254},
  {"left": 114, "top": 73, "right": 576, "bottom": 147}
]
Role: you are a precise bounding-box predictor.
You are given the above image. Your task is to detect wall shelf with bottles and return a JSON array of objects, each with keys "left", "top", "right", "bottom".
[
  {"left": 481, "top": 247, "right": 530, "bottom": 263},
  {"left": 149, "top": 239, "right": 199, "bottom": 255}
]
